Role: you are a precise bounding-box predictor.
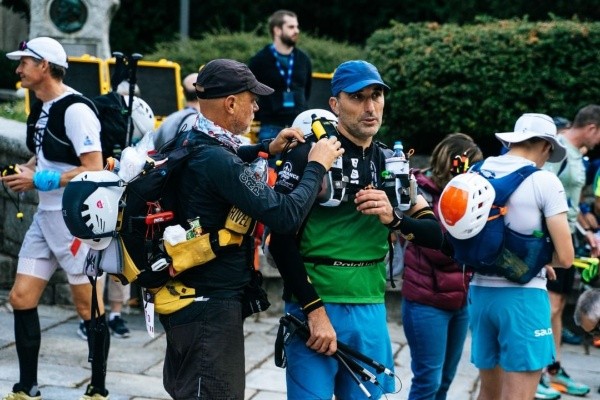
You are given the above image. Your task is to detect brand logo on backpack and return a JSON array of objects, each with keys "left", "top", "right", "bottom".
[{"left": 439, "top": 161, "right": 554, "bottom": 284}]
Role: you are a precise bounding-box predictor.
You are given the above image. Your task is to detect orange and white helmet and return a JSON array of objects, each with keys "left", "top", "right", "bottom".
[{"left": 439, "top": 172, "right": 495, "bottom": 240}]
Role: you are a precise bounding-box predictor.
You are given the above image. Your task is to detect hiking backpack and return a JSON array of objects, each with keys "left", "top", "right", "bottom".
[
  {"left": 439, "top": 161, "right": 554, "bottom": 283},
  {"left": 63, "top": 138, "right": 256, "bottom": 288},
  {"left": 26, "top": 92, "right": 131, "bottom": 165},
  {"left": 62, "top": 140, "right": 200, "bottom": 287}
]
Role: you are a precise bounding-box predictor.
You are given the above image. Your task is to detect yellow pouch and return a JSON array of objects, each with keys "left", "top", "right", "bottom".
[
  {"left": 164, "top": 233, "right": 217, "bottom": 274},
  {"left": 164, "top": 229, "right": 244, "bottom": 275},
  {"left": 151, "top": 280, "right": 196, "bottom": 315},
  {"left": 120, "top": 236, "right": 142, "bottom": 284},
  {"left": 217, "top": 228, "right": 244, "bottom": 247}
]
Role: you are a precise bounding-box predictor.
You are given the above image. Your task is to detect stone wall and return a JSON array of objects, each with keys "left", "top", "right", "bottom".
[{"left": 0, "top": 6, "right": 28, "bottom": 51}]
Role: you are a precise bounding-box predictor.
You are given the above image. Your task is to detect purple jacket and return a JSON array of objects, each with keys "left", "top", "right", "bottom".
[{"left": 401, "top": 170, "right": 471, "bottom": 310}]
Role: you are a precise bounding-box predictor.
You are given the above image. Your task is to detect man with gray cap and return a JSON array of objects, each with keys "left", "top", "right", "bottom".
[
  {"left": 468, "top": 113, "right": 573, "bottom": 400},
  {"left": 2, "top": 37, "right": 110, "bottom": 400},
  {"left": 156, "top": 58, "right": 343, "bottom": 399},
  {"left": 268, "top": 60, "right": 443, "bottom": 399}
]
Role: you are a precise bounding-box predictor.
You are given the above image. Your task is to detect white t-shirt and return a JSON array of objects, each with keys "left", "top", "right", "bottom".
[
  {"left": 470, "top": 154, "right": 569, "bottom": 289},
  {"left": 35, "top": 92, "right": 101, "bottom": 210}
]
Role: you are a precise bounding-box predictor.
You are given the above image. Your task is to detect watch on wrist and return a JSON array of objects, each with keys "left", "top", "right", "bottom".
[{"left": 386, "top": 207, "right": 403, "bottom": 229}]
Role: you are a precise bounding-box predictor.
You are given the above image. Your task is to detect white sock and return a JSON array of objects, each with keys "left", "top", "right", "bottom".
[{"left": 109, "top": 312, "right": 121, "bottom": 321}]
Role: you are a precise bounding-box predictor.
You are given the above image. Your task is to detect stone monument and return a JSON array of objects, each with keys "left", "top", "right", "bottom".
[{"left": 28, "top": 0, "right": 120, "bottom": 58}]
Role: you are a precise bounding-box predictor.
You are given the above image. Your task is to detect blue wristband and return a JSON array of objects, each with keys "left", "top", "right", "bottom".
[{"left": 33, "top": 170, "right": 61, "bottom": 191}]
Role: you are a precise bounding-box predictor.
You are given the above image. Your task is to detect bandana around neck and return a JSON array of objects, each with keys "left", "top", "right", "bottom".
[{"left": 193, "top": 113, "right": 243, "bottom": 152}]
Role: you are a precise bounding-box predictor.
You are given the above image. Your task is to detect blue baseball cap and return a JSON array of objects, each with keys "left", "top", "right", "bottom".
[{"left": 331, "top": 60, "right": 390, "bottom": 96}]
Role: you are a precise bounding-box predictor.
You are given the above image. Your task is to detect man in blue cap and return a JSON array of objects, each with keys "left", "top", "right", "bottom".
[{"left": 269, "top": 60, "right": 444, "bottom": 399}]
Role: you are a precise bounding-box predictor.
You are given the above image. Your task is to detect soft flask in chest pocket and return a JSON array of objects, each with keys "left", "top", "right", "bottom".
[
  {"left": 311, "top": 115, "right": 347, "bottom": 207},
  {"left": 383, "top": 141, "right": 416, "bottom": 211}
]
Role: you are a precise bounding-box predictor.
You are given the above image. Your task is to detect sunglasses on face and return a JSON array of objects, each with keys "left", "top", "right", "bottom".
[{"left": 19, "top": 41, "right": 45, "bottom": 61}]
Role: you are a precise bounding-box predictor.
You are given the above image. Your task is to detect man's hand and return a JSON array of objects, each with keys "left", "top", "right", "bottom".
[
  {"left": 0, "top": 164, "right": 35, "bottom": 193},
  {"left": 306, "top": 307, "right": 337, "bottom": 356},
  {"left": 307, "top": 137, "right": 344, "bottom": 170},
  {"left": 355, "top": 188, "right": 394, "bottom": 224},
  {"left": 268, "top": 127, "right": 306, "bottom": 155}
]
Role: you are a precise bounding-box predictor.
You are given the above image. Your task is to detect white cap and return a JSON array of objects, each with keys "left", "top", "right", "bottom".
[
  {"left": 6, "top": 37, "right": 69, "bottom": 69},
  {"left": 495, "top": 113, "right": 566, "bottom": 163}
]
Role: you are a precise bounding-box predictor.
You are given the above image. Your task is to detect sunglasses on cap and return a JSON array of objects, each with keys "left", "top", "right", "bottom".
[{"left": 19, "top": 41, "right": 45, "bottom": 61}]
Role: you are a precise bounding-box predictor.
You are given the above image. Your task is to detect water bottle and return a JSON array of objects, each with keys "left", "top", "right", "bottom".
[
  {"left": 311, "top": 114, "right": 338, "bottom": 139},
  {"left": 393, "top": 140, "right": 405, "bottom": 159},
  {"left": 251, "top": 151, "right": 269, "bottom": 182},
  {"left": 384, "top": 140, "right": 412, "bottom": 210},
  {"left": 311, "top": 115, "right": 347, "bottom": 206}
]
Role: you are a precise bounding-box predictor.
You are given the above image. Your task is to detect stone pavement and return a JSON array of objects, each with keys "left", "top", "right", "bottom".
[{"left": 0, "top": 296, "right": 599, "bottom": 400}]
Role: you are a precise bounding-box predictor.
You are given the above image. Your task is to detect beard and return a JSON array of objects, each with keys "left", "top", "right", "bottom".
[{"left": 280, "top": 33, "right": 297, "bottom": 47}]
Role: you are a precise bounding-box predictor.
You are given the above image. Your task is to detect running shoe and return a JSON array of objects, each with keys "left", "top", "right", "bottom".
[
  {"left": 549, "top": 367, "right": 590, "bottom": 396},
  {"left": 108, "top": 315, "right": 130, "bottom": 338},
  {"left": 79, "top": 384, "right": 109, "bottom": 400},
  {"left": 536, "top": 374, "right": 561, "bottom": 400},
  {"left": 561, "top": 327, "right": 583, "bottom": 345},
  {"left": 2, "top": 383, "right": 41, "bottom": 400},
  {"left": 77, "top": 320, "right": 88, "bottom": 341}
]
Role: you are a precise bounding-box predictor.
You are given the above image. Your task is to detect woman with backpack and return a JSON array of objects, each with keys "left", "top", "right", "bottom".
[{"left": 400, "top": 133, "right": 482, "bottom": 400}]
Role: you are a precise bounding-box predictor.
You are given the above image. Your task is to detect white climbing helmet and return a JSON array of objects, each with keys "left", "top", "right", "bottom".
[
  {"left": 62, "top": 170, "right": 124, "bottom": 250},
  {"left": 292, "top": 109, "right": 338, "bottom": 137},
  {"left": 438, "top": 172, "right": 495, "bottom": 240},
  {"left": 123, "top": 95, "right": 155, "bottom": 143}
]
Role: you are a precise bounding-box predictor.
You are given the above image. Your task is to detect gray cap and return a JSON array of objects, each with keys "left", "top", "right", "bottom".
[{"left": 195, "top": 59, "right": 273, "bottom": 99}]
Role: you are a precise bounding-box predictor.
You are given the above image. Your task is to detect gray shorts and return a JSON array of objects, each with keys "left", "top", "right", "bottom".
[{"left": 18, "top": 209, "right": 91, "bottom": 284}]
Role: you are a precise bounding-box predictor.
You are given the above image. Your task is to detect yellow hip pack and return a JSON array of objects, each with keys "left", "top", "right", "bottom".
[{"left": 150, "top": 280, "right": 197, "bottom": 315}]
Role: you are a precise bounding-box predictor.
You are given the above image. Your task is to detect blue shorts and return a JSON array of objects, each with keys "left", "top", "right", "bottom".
[
  {"left": 284, "top": 302, "right": 395, "bottom": 400},
  {"left": 469, "top": 285, "right": 555, "bottom": 372}
]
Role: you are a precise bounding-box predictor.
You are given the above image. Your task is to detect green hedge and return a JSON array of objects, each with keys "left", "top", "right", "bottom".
[
  {"left": 145, "top": 31, "right": 363, "bottom": 77},
  {"left": 4, "top": 19, "right": 600, "bottom": 158},
  {"left": 366, "top": 18, "right": 600, "bottom": 155}
]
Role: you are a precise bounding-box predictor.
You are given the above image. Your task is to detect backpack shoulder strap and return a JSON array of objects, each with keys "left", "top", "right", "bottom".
[
  {"left": 175, "top": 108, "right": 199, "bottom": 133},
  {"left": 491, "top": 165, "right": 539, "bottom": 205},
  {"left": 469, "top": 160, "right": 484, "bottom": 173}
]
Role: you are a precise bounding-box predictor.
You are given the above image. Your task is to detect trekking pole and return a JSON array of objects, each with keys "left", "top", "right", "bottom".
[
  {"left": 336, "top": 339, "right": 394, "bottom": 377},
  {"left": 280, "top": 314, "right": 385, "bottom": 388},
  {"left": 111, "top": 52, "right": 126, "bottom": 92},
  {"left": 283, "top": 313, "right": 393, "bottom": 375},
  {"left": 126, "top": 53, "right": 143, "bottom": 147},
  {"left": 335, "top": 351, "right": 373, "bottom": 398}
]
